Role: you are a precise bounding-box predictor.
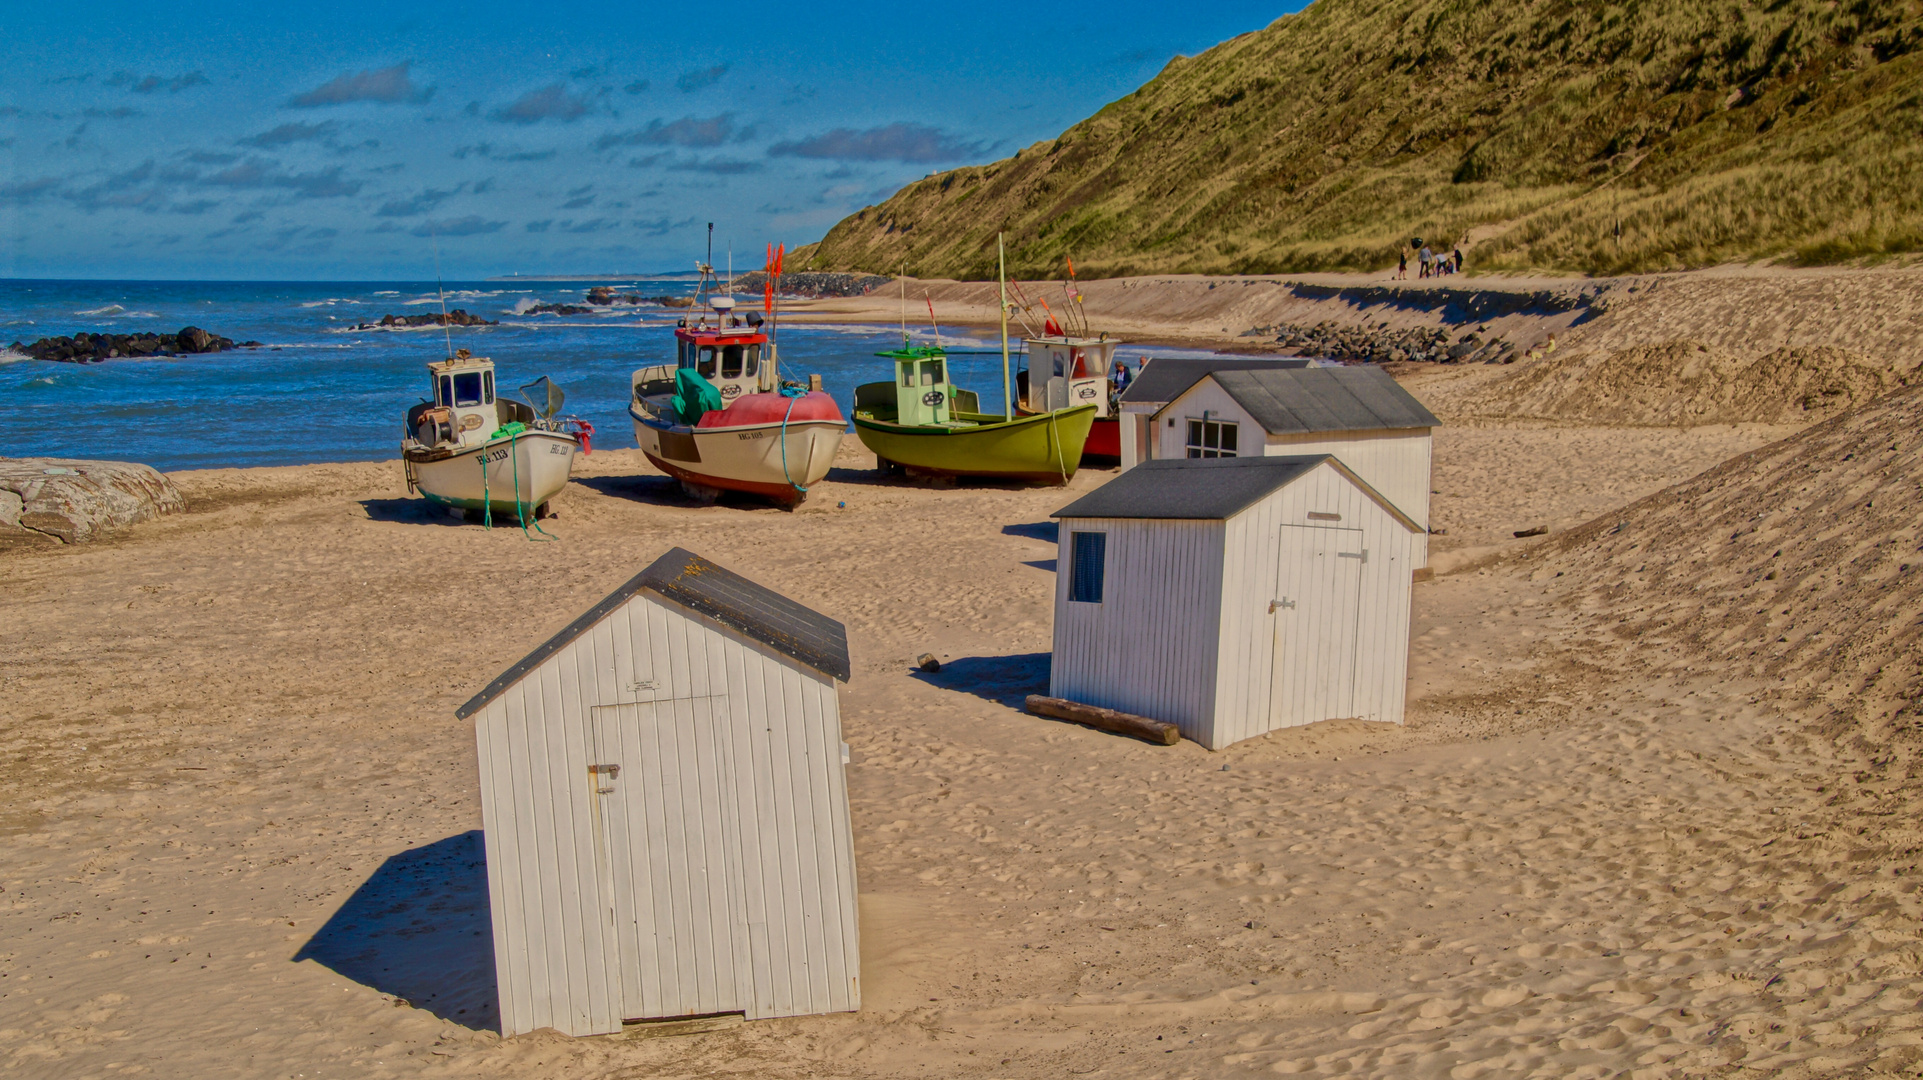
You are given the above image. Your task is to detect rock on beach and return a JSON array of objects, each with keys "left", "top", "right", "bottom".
[
  {"left": 10, "top": 326, "right": 258, "bottom": 363},
  {"left": 0, "top": 458, "right": 185, "bottom": 543},
  {"left": 348, "top": 309, "right": 498, "bottom": 330}
]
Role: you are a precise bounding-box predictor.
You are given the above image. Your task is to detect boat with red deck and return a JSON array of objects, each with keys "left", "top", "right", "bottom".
[{"left": 628, "top": 243, "right": 844, "bottom": 505}]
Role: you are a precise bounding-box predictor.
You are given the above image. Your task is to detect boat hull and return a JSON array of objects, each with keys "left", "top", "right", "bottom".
[
  {"left": 1083, "top": 416, "right": 1120, "bottom": 459},
  {"left": 853, "top": 403, "right": 1099, "bottom": 482},
  {"left": 406, "top": 430, "right": 579, "bottom": 513},
  {"left": 630, "top": 409, "right": 845, "bottom": 504}
]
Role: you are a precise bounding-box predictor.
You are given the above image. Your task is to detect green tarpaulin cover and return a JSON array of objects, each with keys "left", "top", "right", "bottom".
[{"left": 674, "top": 368, "right": 725, "bottom": 425}]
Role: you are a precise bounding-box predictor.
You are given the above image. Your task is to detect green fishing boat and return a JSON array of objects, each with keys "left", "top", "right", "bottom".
[
  {"left": 852, "top": 233, "right": 1099, "bottom": 483},
  {"left": 852, "top": 345, "right": 1098, "bottom": 483}
]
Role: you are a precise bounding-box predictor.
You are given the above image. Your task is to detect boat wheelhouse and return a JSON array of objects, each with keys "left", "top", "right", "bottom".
[{"left": 402, "top": 350, "right": 587, "bottom": 521}]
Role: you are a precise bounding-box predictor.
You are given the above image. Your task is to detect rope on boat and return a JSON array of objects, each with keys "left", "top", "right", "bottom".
[
  {"left": 1050, "top": 409, "right": 1067, "bottom": 484},
  {"left": 778, "top": 385, "right": 810, "bottom": 495},
  {"left": 477, "top": 430, "right": 557, "bottom": 541}
]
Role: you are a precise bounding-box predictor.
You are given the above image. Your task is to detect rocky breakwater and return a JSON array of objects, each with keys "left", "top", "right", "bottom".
[
  {"left": 347, "top": 309, "right": 498, "bottom": 330},
  {"left": 10, "top": 326, "right": 259, "bottom": 363},
  {"left": 727, "top": 271, "right": 890, "bottom": 298},
  {"left": 585, "top": 287, "right": 693, "bottom": 308},
  {"left": 1237, "top": 280, "right": 1627, "bottom": 365},
  {"left": 0, "top": 458, "right": 185, "bottom": 544}
]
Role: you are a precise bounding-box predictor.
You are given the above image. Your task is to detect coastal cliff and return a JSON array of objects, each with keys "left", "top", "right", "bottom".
[{"left": 800, "top": 0, "right": 1923, "bottom": 278}]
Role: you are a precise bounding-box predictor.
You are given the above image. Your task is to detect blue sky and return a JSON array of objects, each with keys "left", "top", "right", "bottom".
[{"left": 0, "top": 2, "right": 1297, "bottom": 280}]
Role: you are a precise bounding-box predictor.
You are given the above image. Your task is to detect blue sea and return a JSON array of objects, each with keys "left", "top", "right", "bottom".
[{"left": 0, "top": 278, "right": 1249, "bottom": 472}]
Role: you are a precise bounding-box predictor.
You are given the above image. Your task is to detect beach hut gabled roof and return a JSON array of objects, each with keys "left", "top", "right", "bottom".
[
  {"left": 1052, "top": 454, "right": 1422, "bottom": 530},
  {"left": 1159, "top": 365, "right": 1439, "bottom": 434},
  {"left": 457, "top": 547, "right": 850, "bottom": 719},
  {"left": 1118, "top": 356, "right": 1309, "bottom": 406}
]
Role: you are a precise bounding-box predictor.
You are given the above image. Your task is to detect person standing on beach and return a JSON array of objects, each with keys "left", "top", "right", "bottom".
[
  {"left": 1396, "top": 249, "right": 1408, "bottom": 280},
  {"left": 1453, "top": 246, "right": 1464, "bottom": 274},
  {"left": 1419, "top": 243, "right": 1434, "bottom": 279}
]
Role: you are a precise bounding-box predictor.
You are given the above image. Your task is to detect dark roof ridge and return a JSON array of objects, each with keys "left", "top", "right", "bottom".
[
  {"left": 1051, "top": 454, "right": 1421, "bottom": 529},
  {"left": 1159, "top": 365, "right": 1440, "bottom": 434},
  {"left": 456, "top": 548, "right": 850, "bottom": 720}
]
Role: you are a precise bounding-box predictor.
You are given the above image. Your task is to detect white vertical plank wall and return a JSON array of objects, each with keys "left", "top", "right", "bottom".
[
  {"left": 473, "top": 593, "right": 859, "bottom": 1037},
  {"left": 1051, "top": 461, "right": 1417, "bottom": 751},
  {"left": 1050, "top": 518, "right": 1227, "bottom": 742},
  {"left": 1215, "top": 464, "right": 1416, "bottom": 745},
  {"left": 1152, "top": 378, "right": 1433, "bottom": 568}
]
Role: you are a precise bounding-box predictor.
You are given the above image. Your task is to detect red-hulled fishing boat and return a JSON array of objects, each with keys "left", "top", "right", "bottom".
[{"left": 628, "top": 240, "right": 844, "bottom": 505}]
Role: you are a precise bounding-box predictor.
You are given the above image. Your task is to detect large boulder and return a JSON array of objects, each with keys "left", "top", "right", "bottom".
[{"left": 0, "top": 458, "right": 185, "bottom": 543}]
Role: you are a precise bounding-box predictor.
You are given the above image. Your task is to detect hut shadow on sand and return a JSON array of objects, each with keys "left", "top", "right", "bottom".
[
  {"left": 910, "top": 652, "right": 1051, "bottom": 710},
  {"left": 293, "top": 830, "right": 500, "bottom": 1032}
]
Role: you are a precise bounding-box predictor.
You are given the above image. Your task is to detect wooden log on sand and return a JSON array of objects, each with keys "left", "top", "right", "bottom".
[{"left": 1025, "top": 695, "right": 1180, "bottom": 746}]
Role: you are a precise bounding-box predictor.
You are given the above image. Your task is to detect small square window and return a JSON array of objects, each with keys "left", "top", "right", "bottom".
[
  {"left": 1185, "top": 419, "right": 1238, "bottom": 458},
  {"left": 1070, "top": 531, "right": 1106, "bottom": 603}
]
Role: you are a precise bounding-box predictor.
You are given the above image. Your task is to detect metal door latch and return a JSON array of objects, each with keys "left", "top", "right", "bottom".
[
  {"left": 589, "top": 763, "right": 620, "bottom": 793},
  {"left": 1268, "top": 598, "right": 1296, "bottom": 613}
]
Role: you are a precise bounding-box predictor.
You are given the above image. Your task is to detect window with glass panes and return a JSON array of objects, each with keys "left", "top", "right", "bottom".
[{"left": 1185, "top": 418, "right": 1237, "bottom": 458}]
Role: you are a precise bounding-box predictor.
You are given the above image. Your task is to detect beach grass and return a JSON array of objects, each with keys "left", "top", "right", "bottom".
[{"left": 799, "top": 0, "right": 1923, "bottom": 279}]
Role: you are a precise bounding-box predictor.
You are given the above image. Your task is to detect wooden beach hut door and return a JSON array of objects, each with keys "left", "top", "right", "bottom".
[
  {"left": 1268, "top": 525, "right": 1366, "bottom": 726},
  {"left": 588, "top": 699, "right": 755, "bottom": 1022}
]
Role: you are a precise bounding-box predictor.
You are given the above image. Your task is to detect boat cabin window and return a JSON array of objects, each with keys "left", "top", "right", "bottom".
[
  {"left": 452, "top": 371, "right": 485, "bottom": 407},
  {"left": 921, "top": 358, "right": 944, "bottom": 385},
  {"left": 898, "top": 361, "right": 916, "bottom": 388},
  {"left": 721, "top": 343, "right": 760, "bottom": 379},
  {"left": 438, "top": 375, "right": 453, "bottom": 407},
  {"left": 697, "top": 346, "right": 717, "bottom": 379},
  {"left": 482, "top": 371, "right": 494, "bottom": 404},
  {"left": 1052, "top": 350, "right": 1067, "bottom": 377}
]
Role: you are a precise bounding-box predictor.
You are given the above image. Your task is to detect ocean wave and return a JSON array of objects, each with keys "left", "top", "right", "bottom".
[
  {"left": 120, "top": 311, "right": 161, "bottom": 319},
  {"left": 76, "top": 304, "right": 125, "bottom": 316},
  {"left": 373, "top": 290, "right": 401, "bottom": 296},
  {"left": 0, "top": 347, "right": 32, "bottom": 364},
  {"left": 298, "top": 298, "right": 363, "bottom": 308}
]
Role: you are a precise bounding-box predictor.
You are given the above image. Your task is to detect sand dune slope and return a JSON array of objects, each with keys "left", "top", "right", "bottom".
[
  {"left": 1542, "top": 382, "right": 1923, "bottom": 749},
  {"left": 1464, "top": 343, "right": 1916, "bottom": 426}
]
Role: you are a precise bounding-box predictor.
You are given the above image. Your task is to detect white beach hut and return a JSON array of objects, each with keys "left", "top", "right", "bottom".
[
  {"left": 1115, "top": 357, "right": 1309, "bottom": 470},
  {"left": 459, "top": 548, "right": 859, "bottom": 1037},
  {"left": 1049, "top": 456, "right": 1421, "bottom": 750},
  {"left": 1145, "top": 365, "right": 1437, "bottom": 565}
]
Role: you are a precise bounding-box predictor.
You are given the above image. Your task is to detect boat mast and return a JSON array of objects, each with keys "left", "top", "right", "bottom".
[{"left": 999, "top": 233, "right": 1012, "bottom": 422}]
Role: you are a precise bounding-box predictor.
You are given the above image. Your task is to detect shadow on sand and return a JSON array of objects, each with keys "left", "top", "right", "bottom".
[
  {"left": 293, "top": 830, "right": 499, "bottom": 1032},
  {"left": 1001, "top": 521, "right": 1059, "bottom": 543},
  {"left": 910, "top": 651, "right": 1051, "bottom": 710},
  {"left": 572, "top": 472, "right": 794, "bottom": 511},
  {"left": 358, "top": 497, "right": 466, "bottom": 525}
]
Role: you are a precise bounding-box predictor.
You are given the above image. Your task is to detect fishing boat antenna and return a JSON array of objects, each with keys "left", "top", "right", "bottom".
[
  {"left": 899, "top": 268, "right": 909, "bottom": 348},
  {"left": 924, "top": 291, "right": 940, "bottom": 346},
  {"left": 430, "top": 224, "right": 454, "bottom": 361},
  {"left": 695, "top": 222, "right": 715, "bottom": 319},
  {"left": 998, "top": 233, "right": 1012, "bottom": 421}
]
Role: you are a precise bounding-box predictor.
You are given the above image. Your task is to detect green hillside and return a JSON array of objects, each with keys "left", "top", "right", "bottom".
[{"left": 800, "top": 0, "right": 1923, "bottom": 279}]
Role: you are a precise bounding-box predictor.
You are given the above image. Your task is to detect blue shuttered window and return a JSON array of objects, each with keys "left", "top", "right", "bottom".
[{"left": 1069, "top": 531, "right": 1106, "bottom": 603}]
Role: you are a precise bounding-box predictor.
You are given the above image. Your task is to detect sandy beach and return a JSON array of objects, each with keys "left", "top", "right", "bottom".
[{"left": 7, "top": 269, "right": 1923, "bottom": 1079}]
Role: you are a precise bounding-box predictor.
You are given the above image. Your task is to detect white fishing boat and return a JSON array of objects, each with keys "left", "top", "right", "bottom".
[
  {"left": 628, "top": 242, "right": 845, "bottom": 506},
  {"left": 402, "top": 350, "right": 592, "bottom": 521}
]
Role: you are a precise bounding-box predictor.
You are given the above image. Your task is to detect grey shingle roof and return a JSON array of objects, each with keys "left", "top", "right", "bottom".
[
  {"left": 1117, "top": 356, "right": 1309, "bottom": 406},
  {"left": 1165, "top": 365, "right": 1439, "bottom": 434},
  {"left": 1052, "top": 455, "right": 1423, "bottom": 529},
  {"left": 1052, "top": 455, "right": 1327, "bottom": 521},
  {"left": 456, "top": 548, "right": 850, "bottom": 719}
]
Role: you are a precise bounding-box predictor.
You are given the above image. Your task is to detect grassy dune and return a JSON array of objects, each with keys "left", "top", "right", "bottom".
[{"left": 800, "top": 0, "right": 1923, "bottom": 278}]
